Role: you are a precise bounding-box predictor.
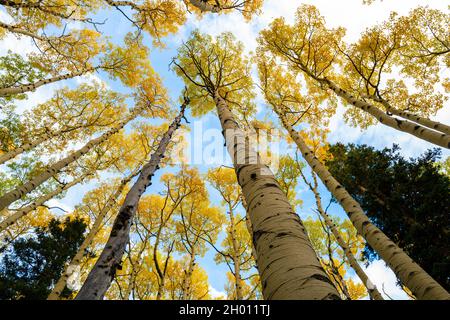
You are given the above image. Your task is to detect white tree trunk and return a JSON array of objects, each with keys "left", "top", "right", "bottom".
[{"left": 74, "top": 102, "right": 187, "bottom": 300}]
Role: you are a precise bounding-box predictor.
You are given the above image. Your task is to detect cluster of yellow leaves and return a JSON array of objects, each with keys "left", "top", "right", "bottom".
[
  {"left": 0, "top": 206, "right": 54, "bottom": 247},
  {"left": 175, "top": 30, "right": 256, "bottom": 117},
  {"left": 133, "top": 74, "right": 170, "bottom": 119},
  {"left": 259, "top": 5, "right": 345, "bottom": 81},
  {"left": 166, "top": 260, "right": 211, "bottom": 300},
  {"left": 133, "top": 0, "right": 186, "bottom": 47},
  {"left": 215, "top": 213, "right": 253, "bottom": 263},
  {"left": 298, "top": 127, "right": 332, "bottom": 163},
  {"left": 102, "top": 33, "right": 153, "bottom": 88},
  {"left": 274, "top": 155, "right": 303, "bottom": 208},
  {"left": 346, "top": 278, "right": 368, "bottom": 300},
  {"left": 206, "top": 167, "right": 240, "bottom": 206},
  {"left": 26, "top": 83, "right": 126, "bottom": 145},
  {"left": 258, "top": 4, "right": 448, "bottom": 130},
  {"left": 106, "top": 122, "right": 173, "bottom": 173},
  {"left": 30, "top": 29, "right": 105, "bottom": 73},
  {"left": 258, "top": 54, "right": 334, "bottom": 125},
  {"left": 1, "top": 0, "right": 101, "bottom": 35}
]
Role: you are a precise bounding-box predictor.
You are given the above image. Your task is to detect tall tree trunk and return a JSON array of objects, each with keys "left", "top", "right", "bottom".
[
  {"left": 0, "top": 108, "right": 140, "bottom": 211},
  {"left": 0, "top": 20, "right": 44, "bottom": 40},
  {"left": 308, "top": 173, "right": 384, "bottom": 300},
  {"left": 275, "top": 108, "right": 450, "bottom": 300},
  {"left": 319, "top": 78, "right": 450, "bottom": 149},
  {"left": 0, "top": 0, "right": 53, "bottom": 8},
  {"left": 104, "top": 0, "right": 140, "bottom": 11},
  {"left": 228, "top": 204, "right": 243, "bottom": 300},
  {"left": 214, "top": 92, "right": 340, "bottom": 300},
  {"left": 0, "top": 131, "right": 56, "bottom": 165},
  {"left": 47, "top": 169, "right": 139, "bottom": 300},
  {"left": 241, "top": 195, "right": 258, "bottom": 265},
  {"left": 0, "top": 68, "right": 97, "bottom": 97},
  {"left": 367, "top": 96, "right": 450, "bottom": 135},
  {"left": 74, "top": 101, "right": 187, "bottom": 300},
  {"left": 181, "top": 250, "right": 196, "bottom": 300},
  {"left": 0, "top": 173, "right": 90, "bottom": 233}
]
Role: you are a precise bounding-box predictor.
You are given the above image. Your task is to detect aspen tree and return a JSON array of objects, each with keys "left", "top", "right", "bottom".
[
  {"left": 118, "top": 195, "right": 164, "bottom": 300},
  {"left": 257, "top": 52, "right": 450, "bottom": 300},
  {"left": 47, "top": 168, "right": 141, "bottom": 300},
  {"left": 0, "top": 32, "right": 153, "bottom": 97},
  {"left": 0, "top": 84, "right": 126, "bottom": 165},
  {"left": 175, "top": 189, "right": 224, "bottom": 300},
  {"left": 152, "top": 167, "right": 207, "bottom": 300},
  {"left": 207, "top": 167, "right": 255, "bottom": 300},
  {"left": 337, "top": 10, "right": 449, "bottom": 136},
  {"left": 0, "top": 106, "right": 143, "bottom": 212},
  {"left": 75, "top": 99, "right": 188, "bottom": 300},
  {"left": 0, "top": 173, "right": 90, "bottom": 233},
  {"left": 303, "top": 171, "right": 384, "bottom": 300},
  {"left": 0, "top": 29, "right": 105, "bottom": 97},
  {"left": 174, "top": 31, "right": 340, "bottom": 300},
  {"left": 258, "top": 5, "right": 450, "bottom": 149}
]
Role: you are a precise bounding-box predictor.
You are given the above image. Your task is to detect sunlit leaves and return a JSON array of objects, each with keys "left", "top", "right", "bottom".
[
  {"left": 259, "top": 5, "right": 345, "bottom": 81},
  {"left": 175, "top": 30, "right": 256, "bottom": 117},
  {"left": 0, "top": 52, "right": 46, "bottom": 101},
  {"left": 30, "top": 29, "right": 105, "bottom": 74}
]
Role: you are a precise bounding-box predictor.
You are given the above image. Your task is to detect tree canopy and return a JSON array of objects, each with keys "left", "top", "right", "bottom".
[{"left": 0, "top": 0, "right": 449, "bottom": 301}]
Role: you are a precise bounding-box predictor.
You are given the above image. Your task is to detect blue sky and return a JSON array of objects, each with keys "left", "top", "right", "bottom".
[{"left": 1, "top": 0, "right": 449, "bottom": 299}]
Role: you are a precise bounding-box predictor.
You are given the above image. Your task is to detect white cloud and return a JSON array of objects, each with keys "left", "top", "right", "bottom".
[
  {"left": 208, "top": 285, "right": 226, "bottom": 299},
  {"left": 361, "top": 259, "right": 411, "bottom": 300},
  {"left": 75, "top": 72, "right": 110, "bottom": 88},
  {"left": 45, "top": 198, "right": 75, "bottom": 215}
]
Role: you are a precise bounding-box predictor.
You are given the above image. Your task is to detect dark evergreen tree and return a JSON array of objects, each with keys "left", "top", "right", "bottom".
[
  {"left": 326, "top": 143, "right": 450, "bottom": 291},
  {"left": 0, "top": 217, "right": 87, "bottom": 300}
]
